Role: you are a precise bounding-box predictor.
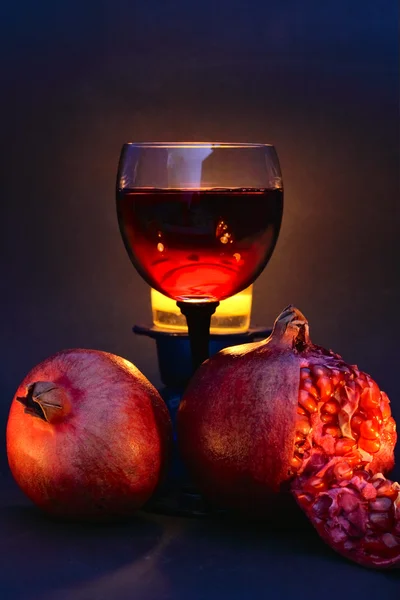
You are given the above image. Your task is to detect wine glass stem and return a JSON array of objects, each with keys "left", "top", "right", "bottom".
[{"left": 176, "top": 301, "right": 219, "bottom": 374}]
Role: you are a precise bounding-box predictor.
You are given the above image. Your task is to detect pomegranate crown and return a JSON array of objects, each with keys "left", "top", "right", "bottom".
[
  {"left": 17, "top": 382, "right": 70, "bottom": 424},
  {"left": 272, "top": 305, "right": 310, "bottom": 352}
]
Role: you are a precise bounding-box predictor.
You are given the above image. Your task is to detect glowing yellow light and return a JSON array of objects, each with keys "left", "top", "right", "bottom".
[
  {"left": 151, "top": 286, "right": 253, "bottom": 334},
  {"left": 157, "top": 243, "right": 165, "bottom": 252},
  {"left": 233, "top": 253, "right": 241, "bottom": 262},
  {"left": 216, "top": 219, "right": 234, "bottom": 244}
]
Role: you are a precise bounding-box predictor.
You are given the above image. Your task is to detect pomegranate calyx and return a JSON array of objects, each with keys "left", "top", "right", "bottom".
[
  {"left": 17, "top": 382, "right": 70, "bottom": 423},
  {"left": 271, "top": 305, "right": 310, "bottom": 352}
]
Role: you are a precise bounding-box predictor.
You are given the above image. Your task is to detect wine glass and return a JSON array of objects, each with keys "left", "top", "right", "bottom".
[{"left": 116, "top": 142, "right": 283, "bottom": 373}]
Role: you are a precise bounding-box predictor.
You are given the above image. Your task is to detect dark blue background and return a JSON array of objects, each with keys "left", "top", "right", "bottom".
[{"left": 0, "top": 1, "right": 399, "bottom": 597}]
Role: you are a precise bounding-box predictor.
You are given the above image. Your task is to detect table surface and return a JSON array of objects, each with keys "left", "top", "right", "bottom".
[{"left": 1, "top": 472, "right": 399, "bottom": 600}]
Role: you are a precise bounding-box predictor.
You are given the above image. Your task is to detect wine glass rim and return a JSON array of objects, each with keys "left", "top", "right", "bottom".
[{"left": 122, "top": 141, "right": 274, "bottom": 149}]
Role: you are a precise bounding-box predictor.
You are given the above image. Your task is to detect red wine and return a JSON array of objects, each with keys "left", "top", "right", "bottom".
[{"left": 117, "top": 188, "right": 283, "bottom": 302}]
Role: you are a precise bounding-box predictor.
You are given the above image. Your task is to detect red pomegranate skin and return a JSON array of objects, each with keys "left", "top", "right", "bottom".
[
  {"left": 178, "top": 325, "right": 301, "bottom": 511},
  {"left": 177, "top": 306, "right": 399, "bottom": 568},
  {"left": 6, "top": 349, "right": 171, "bottom": 521}
]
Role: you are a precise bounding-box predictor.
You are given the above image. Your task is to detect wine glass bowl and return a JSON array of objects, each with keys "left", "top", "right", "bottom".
[{"left": 116, "top": 143, "right": 283, "bottom": 304}]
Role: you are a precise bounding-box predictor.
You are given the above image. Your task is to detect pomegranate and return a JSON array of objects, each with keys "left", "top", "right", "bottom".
[
  {"left": 293, "top": 464, "right": 400, "bottom": 568},
  {"left": 177, "top": 305, "right": 399, "bottom": 567},
  {"left": 7, "top": 349, "right": 171, "bottom": 521}
]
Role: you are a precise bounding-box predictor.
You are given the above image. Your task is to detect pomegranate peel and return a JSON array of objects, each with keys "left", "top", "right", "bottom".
[{"left": 178, "top": 306, "right": 304, "bottom": 505}]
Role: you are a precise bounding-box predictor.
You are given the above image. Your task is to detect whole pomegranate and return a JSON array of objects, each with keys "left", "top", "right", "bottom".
[
  {"left": 7, "top": 349, "right": 171, "bottom": 521},
  {"left": 178, "top": 305, "right": 400, "bottom": 568}
]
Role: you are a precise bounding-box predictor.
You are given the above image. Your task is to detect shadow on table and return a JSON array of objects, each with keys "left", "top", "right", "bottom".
[
  {"left": 1, "top": 477, "right": 399, "bottom": 600},
  {"left": 0, "top": 500, "right": 165, "bottom": 599}
]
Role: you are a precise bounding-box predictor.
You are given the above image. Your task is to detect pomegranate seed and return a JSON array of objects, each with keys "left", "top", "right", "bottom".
[
  {"left": 368, "top": 407, "right": 383, "bottom": 425},
  {"left": 298, "top": 390, "right": 318, "bottom": 413},
  {"left": 352, "top": 469, "right": 372, "bottom": 481},
  {"left": 343, "top": 540, "right": 356, "bottom": 551},
  {"left": 338, "top": 491, "right": 359, "bottom": 512},
  {"left": 333, "top": 462, "right": 353, "bottom": 480},
  {"left": 297, "top": 406, "right": 307, "bottom": 415},
  {"left": 321, "top": 399, "right": 340, "bottom": 414},
  {"left": 320, "top": 413, "right": 337, "bottom": 424},
  {"left": 360, "top": 419, "right": 380, "bottom": 440},
  {"left": 350, "top": 414, "right": 364, "bottom": 433},
  {"left": 323, "top": 425, "right": 341, "bottom": 437},
  {"left": 376, "top": 482, "right": 399, "bottom": 501},
  {"left": 296, "top": 416, "right": 311, "bottom": 436},
  {"left": 312, "top": 495, "right": 333, "bottom": 518},
  {"left": 316, "top": 376, "right": 333, "bottom": 399},
  {"left": 381, "top": 403, "right": 392, "bottom": 421},
  {"left": 290, "top": 455, "right": 303, "bottom": 470},
  {"left": 382, "top": 533, "right": 399, "bottom": 549},
  {"left": 380, "top": 394, "right": 391, "bottom": 421},
  {"left": 359, "top": 387, "right": 380, "bottom": 410},
  {"left": 363, "top": 538, "right": 386, "bottom": 555},
  {"left": 295, "top": 432, "right": 305, "bottom": 444},
  {"left": 344, "top": 451, "right": 363, "bottom": 467},
  {"left": 358, "top": 437, "right": 381, "bottom": 454},
  {"left": 354, "top": 381, "right": 365, "bottom": 394},
  {"left": 300, "top": 378, "right": 318, "bottom": 398},
  {"left": 364, "top": 537, "right": 399, "bottom": 558},
  {"left": 369, "top": 512, "right": 392, "bottom": 531},
  {"left": 335, "top": 438, "right": 356, "bottom": 455},
  {"left": 361, "top": 483, "right": 377, "bottom": 500},
  {"left": 305, "top": 476, "right": 328, "bottom": 493},
  {"left": 330, "top": 368, "right": 342, "bottom": 386},
  {"left": 347, "top": 511, "right": 367, "bottom": 536},
  {"left": 367, "top": 378, "right": 381, "bottom": 402},
  {"left": 300, "top": 367, "right": 311, "bottom": 380},
  {"left": 312, "top": 365, "right": 330, "bottom": 378},
  {"left": 369, "top": 497, "right": 393, "bottom": 512}
]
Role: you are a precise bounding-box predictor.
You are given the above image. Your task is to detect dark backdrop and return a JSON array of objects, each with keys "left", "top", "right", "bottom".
[{"left": 1, "top": 1, "right": 398, "bottom": 470}]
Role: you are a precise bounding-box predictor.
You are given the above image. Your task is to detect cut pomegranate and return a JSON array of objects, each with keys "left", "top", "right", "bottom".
[
  {"left": 293, "top": 466, "right": 400, "bottom": 568},
  {"left": 177, "top": 305, "right": 398, "bottom": 567}
]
